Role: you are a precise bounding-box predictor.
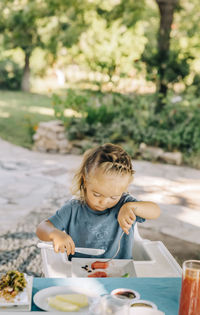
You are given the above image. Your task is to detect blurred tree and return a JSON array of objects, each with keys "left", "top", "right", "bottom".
[
  {"left": 41, "top": 0, "right": 89, "bottom": 60},
  {"left": 96, "top": 0, "right": 182, "bottom": 111},
  {"left": 171, "top": 0, "right": 200, "bottom": 83},
  {"left": 0, "top": 0, "right": 89, "bottom": 91},
  {"left": 155, "top": 0, "right": 178, "bottom": 111},
  {"left": 96, "top": 0, "right": 146, "bottom": 27},
  {"left": 0, "top": 0, "right": 47, "bottom": 91},
  {"left": 75, "top": 16, "right": 147, "bottom": 90},
  {"left": 68, "top": 0, "right": 147, "bottom": 91}
]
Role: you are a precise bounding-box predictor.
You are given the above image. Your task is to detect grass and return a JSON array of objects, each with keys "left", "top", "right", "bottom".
[{"left": 0, "top": 91, "right": 54, "bottom": 148}]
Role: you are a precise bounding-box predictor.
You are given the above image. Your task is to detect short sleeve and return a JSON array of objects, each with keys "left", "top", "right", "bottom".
[
  {"left": 123, "top": 193, "right": 137, "bottom": 203},
  {"left": 136, "top": 216, "right": 145, "bottom": 223},
  {"left": 48, "top": 200, "right": 72, "bottom": 231}
]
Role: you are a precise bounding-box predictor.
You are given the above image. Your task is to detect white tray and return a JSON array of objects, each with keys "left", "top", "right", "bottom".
[
  {"left": 71, "top": 258, "right": 137, "bottom": 278},
  {"left": 39, "top": 240, "right": 181, "bottom": 278}
]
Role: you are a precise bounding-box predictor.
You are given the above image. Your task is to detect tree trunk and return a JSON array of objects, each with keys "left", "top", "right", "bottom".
[
  {"left": 21, "top": 52, "right": 31, "bottom": 92},
  {"left": 155, "top": 0, "right": 178, "bottom": 112}
]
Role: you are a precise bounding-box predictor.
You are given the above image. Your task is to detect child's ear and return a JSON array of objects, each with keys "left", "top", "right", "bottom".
[{"left": 82, "top": 175, "right": 86, "bottom": 188}]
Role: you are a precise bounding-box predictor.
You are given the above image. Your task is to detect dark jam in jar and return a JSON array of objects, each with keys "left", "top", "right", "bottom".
[{"left": 114, "top": 291, "right": 136, "bottom": 299}]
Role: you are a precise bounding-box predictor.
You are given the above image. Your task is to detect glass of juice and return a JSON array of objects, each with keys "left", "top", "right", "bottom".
[{"left": 178, "top": 260, "right": 200, "bottom": 315}]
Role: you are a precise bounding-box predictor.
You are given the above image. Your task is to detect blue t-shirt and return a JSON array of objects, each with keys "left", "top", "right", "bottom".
[{"left": 48, "top": 193, "right": 145, "bottom": 259}]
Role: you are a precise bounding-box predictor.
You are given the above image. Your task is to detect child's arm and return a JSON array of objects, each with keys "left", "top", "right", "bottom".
[
  {"left": 118, "top": 201, "right": 160, "bottom": 235},
  {"left": 36, "top": 220, "right": 75, "bottom": 255}
]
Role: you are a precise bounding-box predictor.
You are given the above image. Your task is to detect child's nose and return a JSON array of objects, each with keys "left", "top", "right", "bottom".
[{"left": 99, "top": 198, "right": 109, "bottom": 206}]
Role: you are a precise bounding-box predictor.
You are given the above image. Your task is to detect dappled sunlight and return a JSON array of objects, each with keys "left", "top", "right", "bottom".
[
  {"left": 0, "top": 99, "right": 25, "bottom": 108},
  {"left": 64, "top": 108, "right": 82, "bottom": 118},
  {"left": 32, "top": 69, "right": 156, "bottom": 95},
  {"left": 43, "top": 159, "right": 59, "bottom": 166},
  {"left": 135, "top": 175, "right": 200, "bottom": 193},
  {"left": 135, "top": 176, "right": 173, "bottom": 188},
  {"left": 176, "top": 208, "right": 200, "bottom": 228},
  {"left": 131, "top": 173, "right": 200, "bottom": 211},
  {"left": 0, "top": 101, "right": 8, "bottom": 107},
  {"left": 0, "top": 110, "right": 10, "bottom": 118},
  {"left": 28, "top": 106, "right": 54, "bottom": 116},
  {"left": 131, "top": 169, "right": 200, "bottom": 243},
  {"left": 31, "top": 61, "right": 156, "bottom": 95},
  {"left": 0, "top": 100, "right": 80, "bottom": 118},
  {"left": 27, "top": 106, "right": 80, "bottom": 117},
  {"left": 0, "top": 100, "right": 54, "bottom": 116}
]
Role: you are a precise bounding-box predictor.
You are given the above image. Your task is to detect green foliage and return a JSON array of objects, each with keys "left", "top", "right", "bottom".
[
  {"left": 52, "top": 94, "right": 66, "bottom": 120},
  {"left": 72, "top": 16, "right": 147, "bottom": 88},
  {"left": 143, "top": 102, "right": 200, "bottom": 153},
  {"left": 0, "top": 0, "right": 44, "bottom": 54},
  {"left": 52, "top": 89, "right": 200, "bottom": 162},
  {"left": 190, "top": 74, "right": 200, "bottom": 97},
  {"left": 52, "top": 89, "right": 88, "bottom": 121},
  {"left": 24, "top": 115, "right": 38, "bottom": 144},
  {"left": 0, "top": 58, "right": 23, "bottom": 90},
  {"left": 0, "top": 89, "right": 199, "bottom": 168},
  {"left": 86, "top": 103, "right": 115, "bottom": 125},
  {"left": 97, "top": 0, "right": 149, "bottom": 28},
  {"left": 0, "top": 0, "right": 90, "bottom": 90},
  {"left": 142, "top": 46, "right": 191, "bottom": 85},
  {"left": 52, "top": 89, "right": 116, "bottom": 129}
]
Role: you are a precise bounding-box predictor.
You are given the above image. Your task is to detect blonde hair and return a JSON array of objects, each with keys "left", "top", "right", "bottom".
[{"left": 71, "top": 143, "right": 134, "bottom": 200}]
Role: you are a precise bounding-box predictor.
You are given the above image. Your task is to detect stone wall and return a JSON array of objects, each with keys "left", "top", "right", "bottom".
[
  {"left": 32, "top": 120, "right": 183, "bottom": 165},
  {"left": 33, "top": 120, "right": 70, "bottom": 154},
  {"left": 139, "top": 143, "right": 182, "bottom": 165}
]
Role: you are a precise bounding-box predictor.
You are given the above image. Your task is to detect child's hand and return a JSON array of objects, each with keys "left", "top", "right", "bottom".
[
  {"left": 118, "top": 203, "right": 137, "bottom": 235},
  {"left": 49, "top": 229, "right": 75, "bottom": 255}
]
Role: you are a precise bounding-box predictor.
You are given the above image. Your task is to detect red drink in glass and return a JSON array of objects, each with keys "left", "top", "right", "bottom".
[{"left": 179, "top": 260, "right": 200, "bottom": 315}]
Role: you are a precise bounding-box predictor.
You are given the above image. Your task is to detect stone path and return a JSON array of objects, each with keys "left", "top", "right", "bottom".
[{"left": 0, "top": 138, "right": 200, "bottom": 276}]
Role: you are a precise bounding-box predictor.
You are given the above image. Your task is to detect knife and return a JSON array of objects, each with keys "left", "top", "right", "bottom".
[{"left": 37, "top": 242, "right": 105, "bottom": 255}]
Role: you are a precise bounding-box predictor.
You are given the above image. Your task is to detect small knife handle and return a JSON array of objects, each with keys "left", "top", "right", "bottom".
[{"left": 37, "top": 242, "right": 105, "bottom": 255}]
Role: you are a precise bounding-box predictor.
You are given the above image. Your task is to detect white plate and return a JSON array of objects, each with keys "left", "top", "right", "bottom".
[
  {"left": 33, "top": 286, "right": 95, "bottom": 313},
  {"left": 72, "top": 258, "right": 137, "bottom": 278}
]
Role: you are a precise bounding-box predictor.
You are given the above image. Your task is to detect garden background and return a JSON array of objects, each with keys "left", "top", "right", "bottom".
[
  {"left": 0, "top": 0, "right": 200, "bottom": 276},
  {"left": 0, "top": 0, "right": 200, "bottom": 168}
]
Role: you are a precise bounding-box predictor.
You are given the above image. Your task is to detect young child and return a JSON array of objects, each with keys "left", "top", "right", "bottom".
[{"left": 36, "top": 143, "right": 160, "bottom": 259}]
